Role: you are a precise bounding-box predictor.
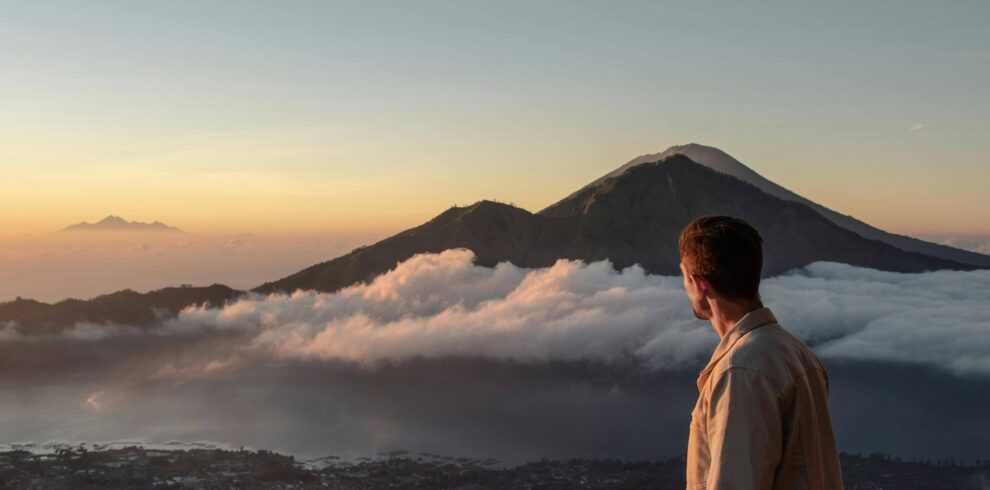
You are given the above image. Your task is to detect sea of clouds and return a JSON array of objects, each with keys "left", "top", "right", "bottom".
[
  {"left": 2, "top": 248, "right": 989, "bottom": 462},
  {"left": 6, "top": 248, "right": 989, "bottom": 378}
]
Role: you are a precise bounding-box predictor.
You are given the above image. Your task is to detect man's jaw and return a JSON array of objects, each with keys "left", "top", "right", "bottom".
[{"left": 693, "top": 298, "right": 712, "bottom": 320}]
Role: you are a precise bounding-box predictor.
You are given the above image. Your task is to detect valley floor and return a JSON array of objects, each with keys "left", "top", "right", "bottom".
[{"left": 0, "top": 446, "right": 986, "bottom": 489}]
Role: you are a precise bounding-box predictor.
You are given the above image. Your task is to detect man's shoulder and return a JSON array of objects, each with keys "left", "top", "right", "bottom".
[
  {"left": 716, "top": 323, "right": 824, "bottom": 392},
  {"left": 724, "top": 323, "right": 794, "bottom": 362}
]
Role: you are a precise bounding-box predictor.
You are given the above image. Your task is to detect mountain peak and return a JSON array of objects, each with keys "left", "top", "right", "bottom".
[
  {"left": 538, "top": 143, "right": 756, "bottom": 217},
  {"left": 97, "top": 215, "right": 128, "bottom": 225},
  {"left": 610, "top": 143, "right": 753, "bottom": 182},
  {"left": 466, "top": 199, "right": 523, "bottom": 212}
]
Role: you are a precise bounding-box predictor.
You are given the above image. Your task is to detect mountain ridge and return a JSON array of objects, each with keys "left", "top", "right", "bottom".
[
  {"left": 61, "top": 215, "right": 184, "bottom": 233},
  {"left": 254, "top": 154, "right": 976, "bottom": 295},
  {"left": 0, "top": 284, "right": 241, "bottom": 334}
]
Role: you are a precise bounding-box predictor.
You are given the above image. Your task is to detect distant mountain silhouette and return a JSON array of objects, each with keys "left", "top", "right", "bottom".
[
  {"left": 61, "top": 215, "right": 184, "bottom": 233},
  {"left": 557, "top": 143, "right": 990, "bottom": 267},
  {"left": 0, "top": 284, "right": 241, "bottom": 334},
  {"left": 254, "top": 154, "right": 978, "bottom": 295}
]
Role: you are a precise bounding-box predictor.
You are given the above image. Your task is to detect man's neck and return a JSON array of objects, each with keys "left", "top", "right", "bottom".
[{"left": 709, "top": 299, "right": 764, "bottom": 339}]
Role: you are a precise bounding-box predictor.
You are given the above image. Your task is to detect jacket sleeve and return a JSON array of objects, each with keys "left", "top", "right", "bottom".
[{"left": 705, "top": 367, "right": 783, "bottom": 490}]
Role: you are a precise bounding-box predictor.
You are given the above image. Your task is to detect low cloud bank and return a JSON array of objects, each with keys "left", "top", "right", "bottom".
[
  {"left": 172, "top": 249, "right": 710, "bottom": 369},
  {"left": 764, "top": 262, "right": 990, "bottom": 376},
  {"left": 9, "top": 249, "right": 990, "bottom": 377}
]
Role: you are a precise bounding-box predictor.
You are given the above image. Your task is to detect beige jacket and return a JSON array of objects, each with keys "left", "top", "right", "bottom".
[{"left": 686, "top": 307, "right": 844, "bottom": 489}]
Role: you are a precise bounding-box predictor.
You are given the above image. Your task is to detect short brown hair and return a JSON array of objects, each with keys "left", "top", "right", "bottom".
[{"left": 679, "top": 215, "right": 763, "bottom": 301}]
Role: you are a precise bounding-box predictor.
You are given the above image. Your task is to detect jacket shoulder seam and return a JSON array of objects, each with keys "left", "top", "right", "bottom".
[
  {"left": 780, "top": 367, "right": 826, "bottom": 394},
  {"left": 711, "top": 366, "right": 786, "bottom": 398}
]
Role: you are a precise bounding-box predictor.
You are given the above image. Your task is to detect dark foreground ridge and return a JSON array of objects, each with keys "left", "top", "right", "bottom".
[
  {"left": 0, "top": 284, "right": 243, "bottom": 334},
  {"left": 1, "top": 447, "right": 987, "bottom": 489}
]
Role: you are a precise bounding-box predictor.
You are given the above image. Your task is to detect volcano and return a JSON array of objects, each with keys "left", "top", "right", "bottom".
[{"left": 254, "top": 148, "right": 982, "bottom": 295}]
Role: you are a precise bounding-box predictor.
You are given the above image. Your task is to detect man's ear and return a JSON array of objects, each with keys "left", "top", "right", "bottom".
[{"left": 692, "top": 273, "right": 710, "bottom": 297}]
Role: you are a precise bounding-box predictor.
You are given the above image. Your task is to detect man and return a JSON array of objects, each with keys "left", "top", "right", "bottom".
[{"left": 680, "top": 215, "right": 844, "bottom": 489}]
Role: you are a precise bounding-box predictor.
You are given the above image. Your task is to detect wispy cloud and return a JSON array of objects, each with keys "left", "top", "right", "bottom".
[
  {"left": 909, "top": 122, "right": 925, "bottom": 131},
  {"left": 923, "top": 234, "right": 990, "bottom": 255}
]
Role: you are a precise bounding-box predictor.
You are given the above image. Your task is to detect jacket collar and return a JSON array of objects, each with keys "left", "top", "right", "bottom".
[{"left": 696, "top": 307, "right": 777, "bottom": 392}]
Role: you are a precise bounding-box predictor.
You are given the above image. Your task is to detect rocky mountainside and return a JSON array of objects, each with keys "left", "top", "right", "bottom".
[{"left": 552, "top": 143, "right": 990, "bottom": 267}]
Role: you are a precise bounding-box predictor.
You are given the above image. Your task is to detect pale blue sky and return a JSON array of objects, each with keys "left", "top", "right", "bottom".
[{"left": 2, "top": 1, "right": 988, "bottom": 234}]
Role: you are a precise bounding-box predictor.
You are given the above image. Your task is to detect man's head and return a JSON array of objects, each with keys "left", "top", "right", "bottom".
[{"left": 678, "top": 215, "right": 763, "bottom": 320}]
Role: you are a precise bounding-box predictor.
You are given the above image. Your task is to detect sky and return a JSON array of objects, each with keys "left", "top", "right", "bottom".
[{"left": 2, "top": 0, "right": 988, "bottom": 236}]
